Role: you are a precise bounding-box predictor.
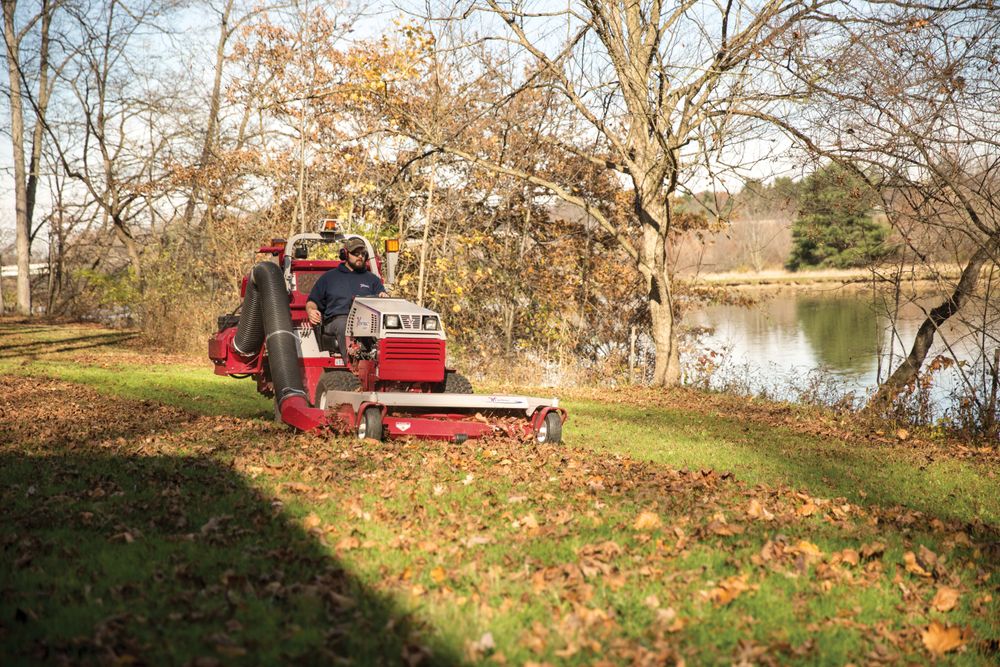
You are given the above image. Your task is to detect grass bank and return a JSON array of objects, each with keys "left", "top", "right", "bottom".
[{"left": 1, "top": 319, "right": 997, "bottom": 665}]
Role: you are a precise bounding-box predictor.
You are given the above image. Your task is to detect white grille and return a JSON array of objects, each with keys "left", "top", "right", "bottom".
[
  {"left": 347, "top": 309, "right": 378, "bottom": 336},
  {"left": 400, "top": 314, "right": 420, "bottom": 330}
]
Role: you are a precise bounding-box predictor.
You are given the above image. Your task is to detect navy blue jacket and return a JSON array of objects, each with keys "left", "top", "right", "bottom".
[{"left": 307, "top": 263, "right": 385, "bottom": 318}]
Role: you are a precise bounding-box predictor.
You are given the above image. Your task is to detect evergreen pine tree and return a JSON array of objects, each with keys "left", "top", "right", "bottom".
[{"left": 786, "top": 163, "right": 890, "bottom": 270}]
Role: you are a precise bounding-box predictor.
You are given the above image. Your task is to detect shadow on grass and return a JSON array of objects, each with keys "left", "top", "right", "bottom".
[
  {"left": 0, "top": 391, "right": 461, "bottom": 666},
  {"left": 0, "top": 326, "right": 58, "bottom": 338},
  {"left": 1, "top": 452, "right": 461, "bottom": 665},
  {"left": 0, "top": 331, "right": 140, "bottom": 360}
]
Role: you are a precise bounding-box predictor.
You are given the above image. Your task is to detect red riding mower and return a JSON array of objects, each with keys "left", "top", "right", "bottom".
[{"left": 208, "top": 220, "right": 565, "bottom": 443}]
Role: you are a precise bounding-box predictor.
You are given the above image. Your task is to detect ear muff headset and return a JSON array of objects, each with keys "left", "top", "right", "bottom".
[{"left": 339, "top": 247, "right": 348, "bottom": 261}]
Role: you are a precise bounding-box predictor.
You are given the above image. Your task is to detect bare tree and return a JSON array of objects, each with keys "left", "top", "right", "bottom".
[
  {"left": 729, "top": 178, "right": 797, "bottom": 272},
  {"left": 42, "top": 0, "right": 183, "bottom": 283},
  {"left": 179, "top": 0, "right": 237, "bottom": 233},
  {"left": 755, "top": 2, "right": 1000, "bottom": 403},
  {"left": 2, "top": 0, "right": 55, "bottom": 315},
  {"left": 391, "top": 0, "right": 830, "bottom": 386}
]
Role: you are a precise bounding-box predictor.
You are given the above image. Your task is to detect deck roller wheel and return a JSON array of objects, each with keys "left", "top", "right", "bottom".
[
  {"left": 535, "top": 411, "right": 562, "bottom": 444},
  {"left": 357, "top": 406, "right": 383, "bottom": 441}
]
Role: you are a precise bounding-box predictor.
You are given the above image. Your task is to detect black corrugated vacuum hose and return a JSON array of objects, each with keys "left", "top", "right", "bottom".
[
  {"left": 232, "top": 262, "right": 307, "bottom": 407},
  {"left": 232, "top": 274, "right": 263, "bottom": 355}
]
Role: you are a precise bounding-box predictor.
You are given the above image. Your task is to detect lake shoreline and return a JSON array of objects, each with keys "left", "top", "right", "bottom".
[{"left": 690, "top": 266, "right": 962, "bottom": 291}]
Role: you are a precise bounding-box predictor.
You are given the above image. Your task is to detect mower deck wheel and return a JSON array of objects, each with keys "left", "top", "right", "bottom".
[
  {"left": 535, "top": 411, "right": 562, "bottom": 444},
  {"left": 357, "top": 406, "right": 383, "bottom": 441}
]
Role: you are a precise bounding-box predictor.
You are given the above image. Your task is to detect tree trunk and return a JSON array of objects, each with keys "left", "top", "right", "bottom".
[
  {"left": 628, "top": 326, "right": 637, "bottom": 384},
  {"left": 25, "top": 0, "right": 51, "bottom": 228},
  {"left": 112, "top": 215, "right": 143, "bottom": 283},
  {"left": 870, "top": 241, "right": 997, "bottom": 404},
  {"left": 416, "top": 160, "right": 436, "bottom": 307},
  {"left": 181, "top": 0, "right": 232, "bottom": 233},
  {"left": 648, "top": 276, "right": 681, "bottom": 386},
  {"left": 637, "top": 188, "right": 681, "bottom": 387},
  {"left": 3, "top": 0, "right": 31, "bottom": 315}
]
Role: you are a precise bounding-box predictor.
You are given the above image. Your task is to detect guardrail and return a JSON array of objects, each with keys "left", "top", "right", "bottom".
[{"left": 0, "top": 263, "right": 48, "bottom": 278}]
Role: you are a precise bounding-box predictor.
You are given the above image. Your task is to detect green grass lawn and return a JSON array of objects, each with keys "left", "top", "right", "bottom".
[{"left": 1, "top": 320, "right": 997, "bottom": 665}]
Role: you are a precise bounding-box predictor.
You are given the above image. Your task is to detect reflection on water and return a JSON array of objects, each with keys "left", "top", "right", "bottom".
[
  {"left": 687, "top": 290, "right": 987, "bottom": 412},
  {"left": 797, "top": 297, "right": 880, "bottom": 375}
]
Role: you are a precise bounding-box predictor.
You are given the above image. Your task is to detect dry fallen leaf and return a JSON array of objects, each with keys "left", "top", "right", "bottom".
[
  {"left": 335, "top": 536, "right": 361, "bottom": 551},
  {"left": 633, "top": 511, "right": 662, "bottom": 531},
  {"left": 838, "top": 548, "right": 860, "bottom": 566},
  {"left": 921, "top": 621, "right": 968, "bottom": 655},
  {"left": 302, "top": 513, "right": 322, "bottom": 530},
  {"left": 930, "top": 586, "right": 960, "bottom": 612},
  {"left": 746, "top": 499, "right": 774, "bottom": 521},
  {"left": 796, "top": 502, "right": 818, "bottom": 517},
  {"left": 793, "top": 540, "right": 823, "bottom": 559},
  {"left": 918, "top": 544, "right": 939, "bottom": 567},
  {"left": 860, "top": 541, "right": 886, "bottom": 560},
  {"left": 655, "top": 606, "right": 685, "bottom": 632},
  {"left": 904, "top": 551, "right": 932, "bottom": 578},
  {"left": 430, "top": 567, "right": 447, "bottom": 584},
  {"left": 705, "top": 574, "right": 750, "bottom": 606}
]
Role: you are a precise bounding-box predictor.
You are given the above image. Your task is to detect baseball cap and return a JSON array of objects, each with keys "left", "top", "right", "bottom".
[{"left": 344, "top": 238, "right": 367, "bottom": 255}]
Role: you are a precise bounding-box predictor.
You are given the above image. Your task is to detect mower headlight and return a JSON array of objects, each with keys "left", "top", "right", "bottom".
[
  {"left": 422, "top": 316, "right": 439, "bottom": 331},
  {"left": 384, "top": 314, "right": 401, "bottom": 329}
]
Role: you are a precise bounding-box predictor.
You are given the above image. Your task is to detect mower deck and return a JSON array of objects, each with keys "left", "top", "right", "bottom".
[
  {"left": 321, "top": 390, "right": 565, "bottom": 442},
  {"left": 320, "top": 390, "right": 558, "bottom": 414}
]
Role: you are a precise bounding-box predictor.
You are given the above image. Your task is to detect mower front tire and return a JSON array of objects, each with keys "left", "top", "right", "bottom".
[
  {"left": 440, "top": 371, "right": 473, "bottom": 394},
  {"left": 535, "top": 411, "right": 562, "bottom": 444},
  {"left": 357, "top": 406, "right": 383, "bottom": 441},
  {"left": 314, "top": 370, "right": 360, "bottom": 408}
]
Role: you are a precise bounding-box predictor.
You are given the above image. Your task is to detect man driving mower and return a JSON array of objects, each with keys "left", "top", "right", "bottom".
[{"left": 304, "top": 237, "right": 388, "bottom": 367}]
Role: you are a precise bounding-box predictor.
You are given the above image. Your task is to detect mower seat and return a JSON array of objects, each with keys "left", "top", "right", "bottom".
[{"left": 313, "top": 322, "right": 340, "bottom": 355}]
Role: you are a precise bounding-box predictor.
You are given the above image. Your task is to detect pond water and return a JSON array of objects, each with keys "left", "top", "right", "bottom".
[{"left": 686, "top": 288, "right": 996, "bottom": 417}]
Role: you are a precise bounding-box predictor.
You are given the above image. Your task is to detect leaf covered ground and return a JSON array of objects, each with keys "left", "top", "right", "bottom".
[{"left": 1, "top": 320, "right": 998, "bottom": 665}]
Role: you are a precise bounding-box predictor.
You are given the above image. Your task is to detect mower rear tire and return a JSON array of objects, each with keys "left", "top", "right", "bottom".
[
  {"left": 314, "top": 370, "right": 360, "bottom": 408},
  {"left": 357, "top": 406, "right": 383, "bottom": 441},
  {"left": 535, "top": 411, "right": 562, "bottom": 444},
  {"left": 440, "top": 371, "right": 473, "bottom": 394}
]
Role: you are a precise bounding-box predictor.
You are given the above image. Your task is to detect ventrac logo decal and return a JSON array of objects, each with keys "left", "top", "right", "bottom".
[{"left": 396, "top": 422, "right": 411, "bottom": 432}]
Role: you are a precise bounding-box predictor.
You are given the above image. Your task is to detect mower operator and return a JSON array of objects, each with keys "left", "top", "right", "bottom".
[{"left": 305, "top": 237, "right": 387, "bottom": 365}]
